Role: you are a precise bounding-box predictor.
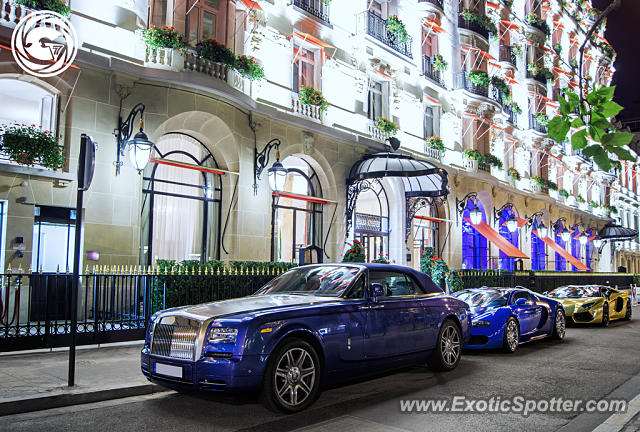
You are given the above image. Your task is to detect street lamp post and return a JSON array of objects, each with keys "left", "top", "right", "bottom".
[
  {"left": 114, "top": 103, "right": 154, "bottom": 175},
  {"left": 254, "top": 138, "right": 288, "bottom": 193}
]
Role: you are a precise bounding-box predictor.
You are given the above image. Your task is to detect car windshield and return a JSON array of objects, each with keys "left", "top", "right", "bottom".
[
  {"left": 454, "top": 290, "right": 509, "bottom": 308},
  {"left": 255, "top": 265, "right": 361, "bottom": 297},
  {"left": 548, "top": 286, "right": 601, "bottom": 299}
]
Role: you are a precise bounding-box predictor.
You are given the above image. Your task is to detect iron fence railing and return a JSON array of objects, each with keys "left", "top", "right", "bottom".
[
  {"left": 529, "top": 114, "right": 548, "bottom": 133},
  {"left": 418, "top": 0, "right": 444, "bottom": 9},
  {"left": 356, "top": 11, "right": 413, "bottom": 58},
  {"left": 503, "top": 103, "right": 517, "bottom": 125},
  {"left": 0, "top": 267, "right": 282, "bottom": 352},
  {"left": 456, "top": 71, "right": 501, "bottom": 102},
  {"left": 293, "top": 0, "right": 330, "bottom": 22},
  {"left": 526, "top": 70, "right": 548, "bottom": 86},
  {"left": 422, "top": 54, "right": 443, "bottom": 86}
]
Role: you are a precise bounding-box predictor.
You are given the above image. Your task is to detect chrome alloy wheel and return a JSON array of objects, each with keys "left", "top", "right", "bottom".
[
  {"left": 440, "top": 325, "right": 461, "bottom": 367},
  {"left": 273, "top": 347, "right": 316, "bottom": 408},
  {"left": 555, "top": 310, "right": 566, "bottom": 339},
  {"left": 506, "top": 320, "right": 519, "bottom": 351}
]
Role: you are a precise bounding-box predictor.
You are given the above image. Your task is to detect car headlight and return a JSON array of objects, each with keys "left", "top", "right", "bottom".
[
  {"left": 472, "top": 320, "right": 491, "bottom": 327},
  {"left": 208, "top": 327, "right": 238, "bottom": 344},
  {"left": 581, "top": 302, "right": 597, "bottom": 310}
]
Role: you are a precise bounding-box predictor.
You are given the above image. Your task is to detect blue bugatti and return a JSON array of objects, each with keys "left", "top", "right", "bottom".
[
  {"left": 141, "top": 263, "right": 471, "bottom": 412},
  {"left": 452, "top": 287, "right": 565, "bottom": 352}
]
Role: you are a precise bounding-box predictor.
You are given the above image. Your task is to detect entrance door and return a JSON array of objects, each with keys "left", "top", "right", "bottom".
[{"left": 31, "top": 206, "right": 76, "bottom": 272}]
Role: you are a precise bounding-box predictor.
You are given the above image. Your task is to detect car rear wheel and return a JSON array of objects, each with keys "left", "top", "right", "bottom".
[
  {"left": 602, "top": 303, "right": 610, "bottom": 327},
  {"left": 552, "top": 309, "right": 566, "bottom": 340},
  {"left": 261, "top": 338, "right": 321, "bottom": 413},
  {"left": 623, "top": 301, "right": 633, "bottom": 321},
  {"left": 427, "top": 319, "right": 461, "bottom": 371},
  {"left": 502, "top": 318, "right": 519, "bottom": 353}
]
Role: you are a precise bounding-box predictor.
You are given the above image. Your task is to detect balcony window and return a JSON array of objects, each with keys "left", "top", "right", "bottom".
[
  {"left": 187, "top": 0, "right": 226, "bottom": 44},
  {"left": 293, "top": 44, "right": 318, "bottom": 93},
  {"left": 356, "top": 10, "right": 413, "bottom": 58},
  {"left": 424, "top": 106, "right": 435, "bottom": 138},
  {"left": 151, "top": 0, "right": 168, "bottom": 26},
  {"left": 0, "top": 79, "right": 57, "bottom": 134},
  {"left": 367, "top": 80, "right": 388, "bottom": 121}
]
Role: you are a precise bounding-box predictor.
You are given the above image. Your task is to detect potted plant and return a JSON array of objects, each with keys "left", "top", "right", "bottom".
[
  {"left": 16, "top": 0, "right": 71, "bottom": 16},
  {"left": 490, "top": 76, "right": 511, "bottom": 99},
  {"left": 577, "top": 195, "right": 589, "bottom": 211},
  {"left": 372, "top": 254, "right": 390, "bottom": 264},
  {"left": 374, "top": 117, "right": 399, "bottom": 135},
  {"left": 534, "top": 112, "right": 549, "bottom": 126},
  {"left": 512, "top": 44, "right": 523, "bottom": 57},
  {"left": 525, "top": 13, "right": 550, "bottom": 36},
  {"left": 234, "top": 55, "right": 264, "bottom": 80},
  {"left": 298, "top": 86, "right": 328, "bottom": 112},
  {"left": 387, "top": 15, "right": 409, "bottom": 43},
  {"left": 559, "top": 189, "right": 570, "bottom": 201},
  {"left": 570, "top": 59, "right": 579, "bottom": 69},
  {"left": 468, "top": 69, "right": 490, "bottom": 87},
  {"left": 503, "top": 95, "right": 522, "bottom": 115},
  {"left": 553, "top": 43, "right": 562, "bottom": 54},
  {"left": 458, "top": 9, "right": 497, "bottom": 34},
  {"left": 342, "top": 240, "right": 366, "bottom": 263},
  {"left": 199, "top": 38, "right": 235, "bottom": 67},
  {"left": 484, "top": 153, "right": 503, "bottom": 178},
  {"left": 425, "top": 136, "right": 445, "bottom": 160},
  {"left": 141, "top": 25, "right": 189, "bottom": 71},
  {"left": 0, "top": 124, "right": 64, "bottom": 169},
  {"left": 432, "top": 54, "right": 448, "bottom": 71},
  {"left": 527, "top": 63, "right": 554, "bottom": 81},
  {"left": 462, "top": 149, "right": 482, "bottom": 172}
]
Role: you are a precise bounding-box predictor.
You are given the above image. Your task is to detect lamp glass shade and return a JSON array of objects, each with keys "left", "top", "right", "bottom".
[
  {"left": 268, "top": 160, "right": 288, "bottom": 192},
  {"left": 127, "top": 130, "right": 153, "bottom": 171},
  {"left": 469, "top": 206, "right": 482, "bottom": 225},
  {"left": 579, "top": 234, "right": 588, "bottom": 245},
  {"left": 561, "top": 228, "right": 571, "bottom": 243},
  {"left": 538, "top": 223, "right": 548, "bottom": 238},
  {"left": 506, "top": 216, "right": 518, "bottom": 233}
]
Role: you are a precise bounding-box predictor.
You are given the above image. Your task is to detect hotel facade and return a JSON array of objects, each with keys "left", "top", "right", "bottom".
[{"left": 0, "top": 0, "right": 638, "bottom": 275}]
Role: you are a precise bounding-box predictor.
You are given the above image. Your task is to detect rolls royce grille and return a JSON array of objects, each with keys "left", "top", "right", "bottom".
[{"left": 150, "top": 317, "right": 200, "bottom": 360}]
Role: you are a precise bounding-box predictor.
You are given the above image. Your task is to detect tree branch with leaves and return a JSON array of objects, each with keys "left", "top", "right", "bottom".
[{"left": 547, "top": 0, "right": 634, "bottom": 172}]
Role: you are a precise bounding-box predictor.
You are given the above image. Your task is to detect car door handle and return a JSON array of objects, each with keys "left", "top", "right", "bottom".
[
  {"left": 370, "top": 304, "right": 385, "bottom": 309},
  {"left": 358, "top": 305, "right": 371, "bottom": 310}
]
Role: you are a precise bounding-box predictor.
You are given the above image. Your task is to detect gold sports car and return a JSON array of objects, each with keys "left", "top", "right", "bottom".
[{"left": 545, "top": 285, "right": 632, "bottom": 326}]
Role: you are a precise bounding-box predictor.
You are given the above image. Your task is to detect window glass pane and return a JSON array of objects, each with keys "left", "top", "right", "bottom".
[
  {"left": 188, "top": 16, "right": 199, "bottom": 42},
  {"left": 369, "top": 272, "right": 416, "bottom": 297},
  {"left": 202, "top": 11, "right": 216, "bottom": 40},
  {"left": 301, "top": 61, "right": 314, "bottom": 87},
  {"left": 151, "top": 0, "right": 167, "bottom": 26},
  {"left": 424, "top": 107, "right": 434, "bottom": 137},
  {"left": 204, "top": 0, "right": 219, "bottom": 8}
]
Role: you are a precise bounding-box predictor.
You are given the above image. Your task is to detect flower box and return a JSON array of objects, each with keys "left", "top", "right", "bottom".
[{"left": 145, "top": 46, "right": 185, "bottom": 71}]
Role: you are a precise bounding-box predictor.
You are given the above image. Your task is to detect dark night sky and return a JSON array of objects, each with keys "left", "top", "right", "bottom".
[{"left": 592, "top": 0, "right": 640, "bottom": 118}]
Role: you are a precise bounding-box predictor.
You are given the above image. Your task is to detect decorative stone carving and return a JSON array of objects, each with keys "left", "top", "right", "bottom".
[{"left": 302, "top": 131, "right": 315, "bottom": 155}]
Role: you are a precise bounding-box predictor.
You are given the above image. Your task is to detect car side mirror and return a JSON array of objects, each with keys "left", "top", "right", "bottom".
[
  {"left": 515, "top": 298, "right": 528, "bottom": 306},
  {"left": 369, "top": 283, "right": 385, "bottom": 301}
]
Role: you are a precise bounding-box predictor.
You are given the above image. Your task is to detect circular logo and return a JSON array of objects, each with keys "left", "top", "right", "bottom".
[{"left": 11, "top": 10, "right": 78, "bottom": 78}]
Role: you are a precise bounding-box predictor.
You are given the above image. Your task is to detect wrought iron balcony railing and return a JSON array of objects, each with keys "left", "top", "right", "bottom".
[
  {"left": 526, "top": 70, "right": 548, "bottom": 86},
  {"left": 356, "top": 11, "right": 413, "bottom": 58},
  {"left": 499, "top": 45, "right": 517, "bottom": 67},
  {"left": 458, "top": 16, "right": 490, "bottom": 40},
  {"left": 503, "top": 104, "right": 517, "bottom": 125},
  {"left": 293, "top": 0, "right": 330, "bottom": 23},
  {"left": 529, "top": 114, "right": 548, "bottom": 134},
  {"left": 418, "top": 0, "right": 444, "bottom": 9},
  {"left": 422, "top": 55, "right": 443, "bottom": 86},
  {"left": 456, "top": 71, "right": 501, "bottom": 103}
]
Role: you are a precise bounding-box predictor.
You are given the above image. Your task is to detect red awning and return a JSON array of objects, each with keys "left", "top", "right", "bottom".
[
  {"left": 487, "top": 2, "right": 501, "bottom": 9},
  {"left": 533, "top": 231, "right": 590, "bottom": 271},
  {"left": 238, "top": 0, "right": 263, "bottom": 11},
  {"left": 293, "top": 31, "right": 334, "bottom": 49},
  {"left": 423, "top": 19, "right": 446, "bottom": 34},
  {"left": 464, "top": 218, "right": 529, "bottom": 259},
  {"left": 500, "top": 20, "right": 519, "bottom": 31},
  {"left": 462, "top": 46, "right": 495, "bottom": 61}
]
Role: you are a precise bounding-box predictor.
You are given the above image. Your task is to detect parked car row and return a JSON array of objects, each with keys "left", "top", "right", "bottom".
[{"left": 140, "top": 263, "right": 633, "bottom": 413}]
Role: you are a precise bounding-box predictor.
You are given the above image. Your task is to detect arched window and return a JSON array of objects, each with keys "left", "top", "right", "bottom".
[
  {"left": 498, "top": 207, "right": 519, "bottom": 271},
  {"left": 354, "top": 180, "right": 389, "bottom": 262},
  {"left": 462, "top": 199, "right": 488, "bottom": 269},
  {"left": 554, "top": 221, "right": 567, "bottom": 271},
  {"left": 272, "top": 156, "right": 323, "bottom": 263},
  {"left": 531, "top": 219, "right": 546, "bottom": 271},
  {"left": 141, "top": 133, "right": 222, "bottom": 265}
]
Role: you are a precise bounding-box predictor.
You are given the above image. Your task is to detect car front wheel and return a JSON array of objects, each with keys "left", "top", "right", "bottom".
[
  {"left": 502, "top": 317, "right": 519, "bottom": 353},
  {"left": 428, "top": 319, "right": 462, "bottom": 371},
  {"left": 261, "top": 338, "right": 321, "bottom": 413}
]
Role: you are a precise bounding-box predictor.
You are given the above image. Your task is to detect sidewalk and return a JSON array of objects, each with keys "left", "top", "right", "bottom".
[{"left": 0, "top": 342, "right": 166, "bottom": 416}]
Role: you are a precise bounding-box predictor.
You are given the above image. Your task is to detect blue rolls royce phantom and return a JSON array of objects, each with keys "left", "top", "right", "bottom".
[{"left": 140, "top": 263, "right": 471, "bottom": 412}]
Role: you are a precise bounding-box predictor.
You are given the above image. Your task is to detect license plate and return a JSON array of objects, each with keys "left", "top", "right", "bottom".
[{"left": 154, "top": 362, "right": 183, "bottom": 378}]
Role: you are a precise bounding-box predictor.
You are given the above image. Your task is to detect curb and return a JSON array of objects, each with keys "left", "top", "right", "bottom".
[{"left": 0, "top": 383, "right": 167, "bottom": 417}]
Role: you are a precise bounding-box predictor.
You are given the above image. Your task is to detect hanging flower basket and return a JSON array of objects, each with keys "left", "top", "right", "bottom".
[
  {"left": 0, "top": 124, "right": 64, "bottom": 169},
  {"left": 298, "top": 86, "right": 328, "bottom": 112},
  {"left": 425, "top": 136, "right": 445, "bottom": 152},
  {"left": 432, "top": 54, "right": 448, "bottom": 72},
  {"left": 387, "top": 15, "right": 409, "bottom": 43},
  {"left": 16, "top": 0, "right": 70, "bottom": 16},
  {"left": 463, "top": 149, "right": 483, "bottom": 162},
  {"left": 468, "top": 69, "right": 490, "bottom": 87},
  {"left": 374, "top": 117, "right": 399, "bottom": 135},
  {"left": 235, "top": 55, "right": 264, "bottom": 80}
]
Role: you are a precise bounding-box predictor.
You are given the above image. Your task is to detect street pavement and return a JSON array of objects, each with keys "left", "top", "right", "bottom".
[{"left": 1, "top": 310, "right": 640, "bottom": 432}]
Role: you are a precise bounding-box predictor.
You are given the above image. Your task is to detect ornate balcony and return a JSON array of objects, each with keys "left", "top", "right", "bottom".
[
  {"left": 499, "top": 46, "right": 517, "bottom": 67},
  {"left": 293, "top": 0, "right": 330, "bottom": 23},
  {"left": 291, "top": 92, "right": 324, "bottom": 122},
  {"left": 526, "top": 70, "right": 548, "bottom": 86},
  {"left": 503, "top": 104, "right": 517, "bottom": 125},
  {"left": 0, "top": 0, "right": 33, "bottom": 28},
  {"left": 356, "top": 11, "right": 413, "bottom": 58},
  {"left": 456, "top": 71, "right": 501, "bottom": 103},
  {"left": 529, "top": 114, "right": 548, "bottom": 134},
  {"left": 422, "top": 55, "right": 444, "bottom": 86},
  {"left": 458, "top": 16, "right": 489, "bottom": 40}
]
